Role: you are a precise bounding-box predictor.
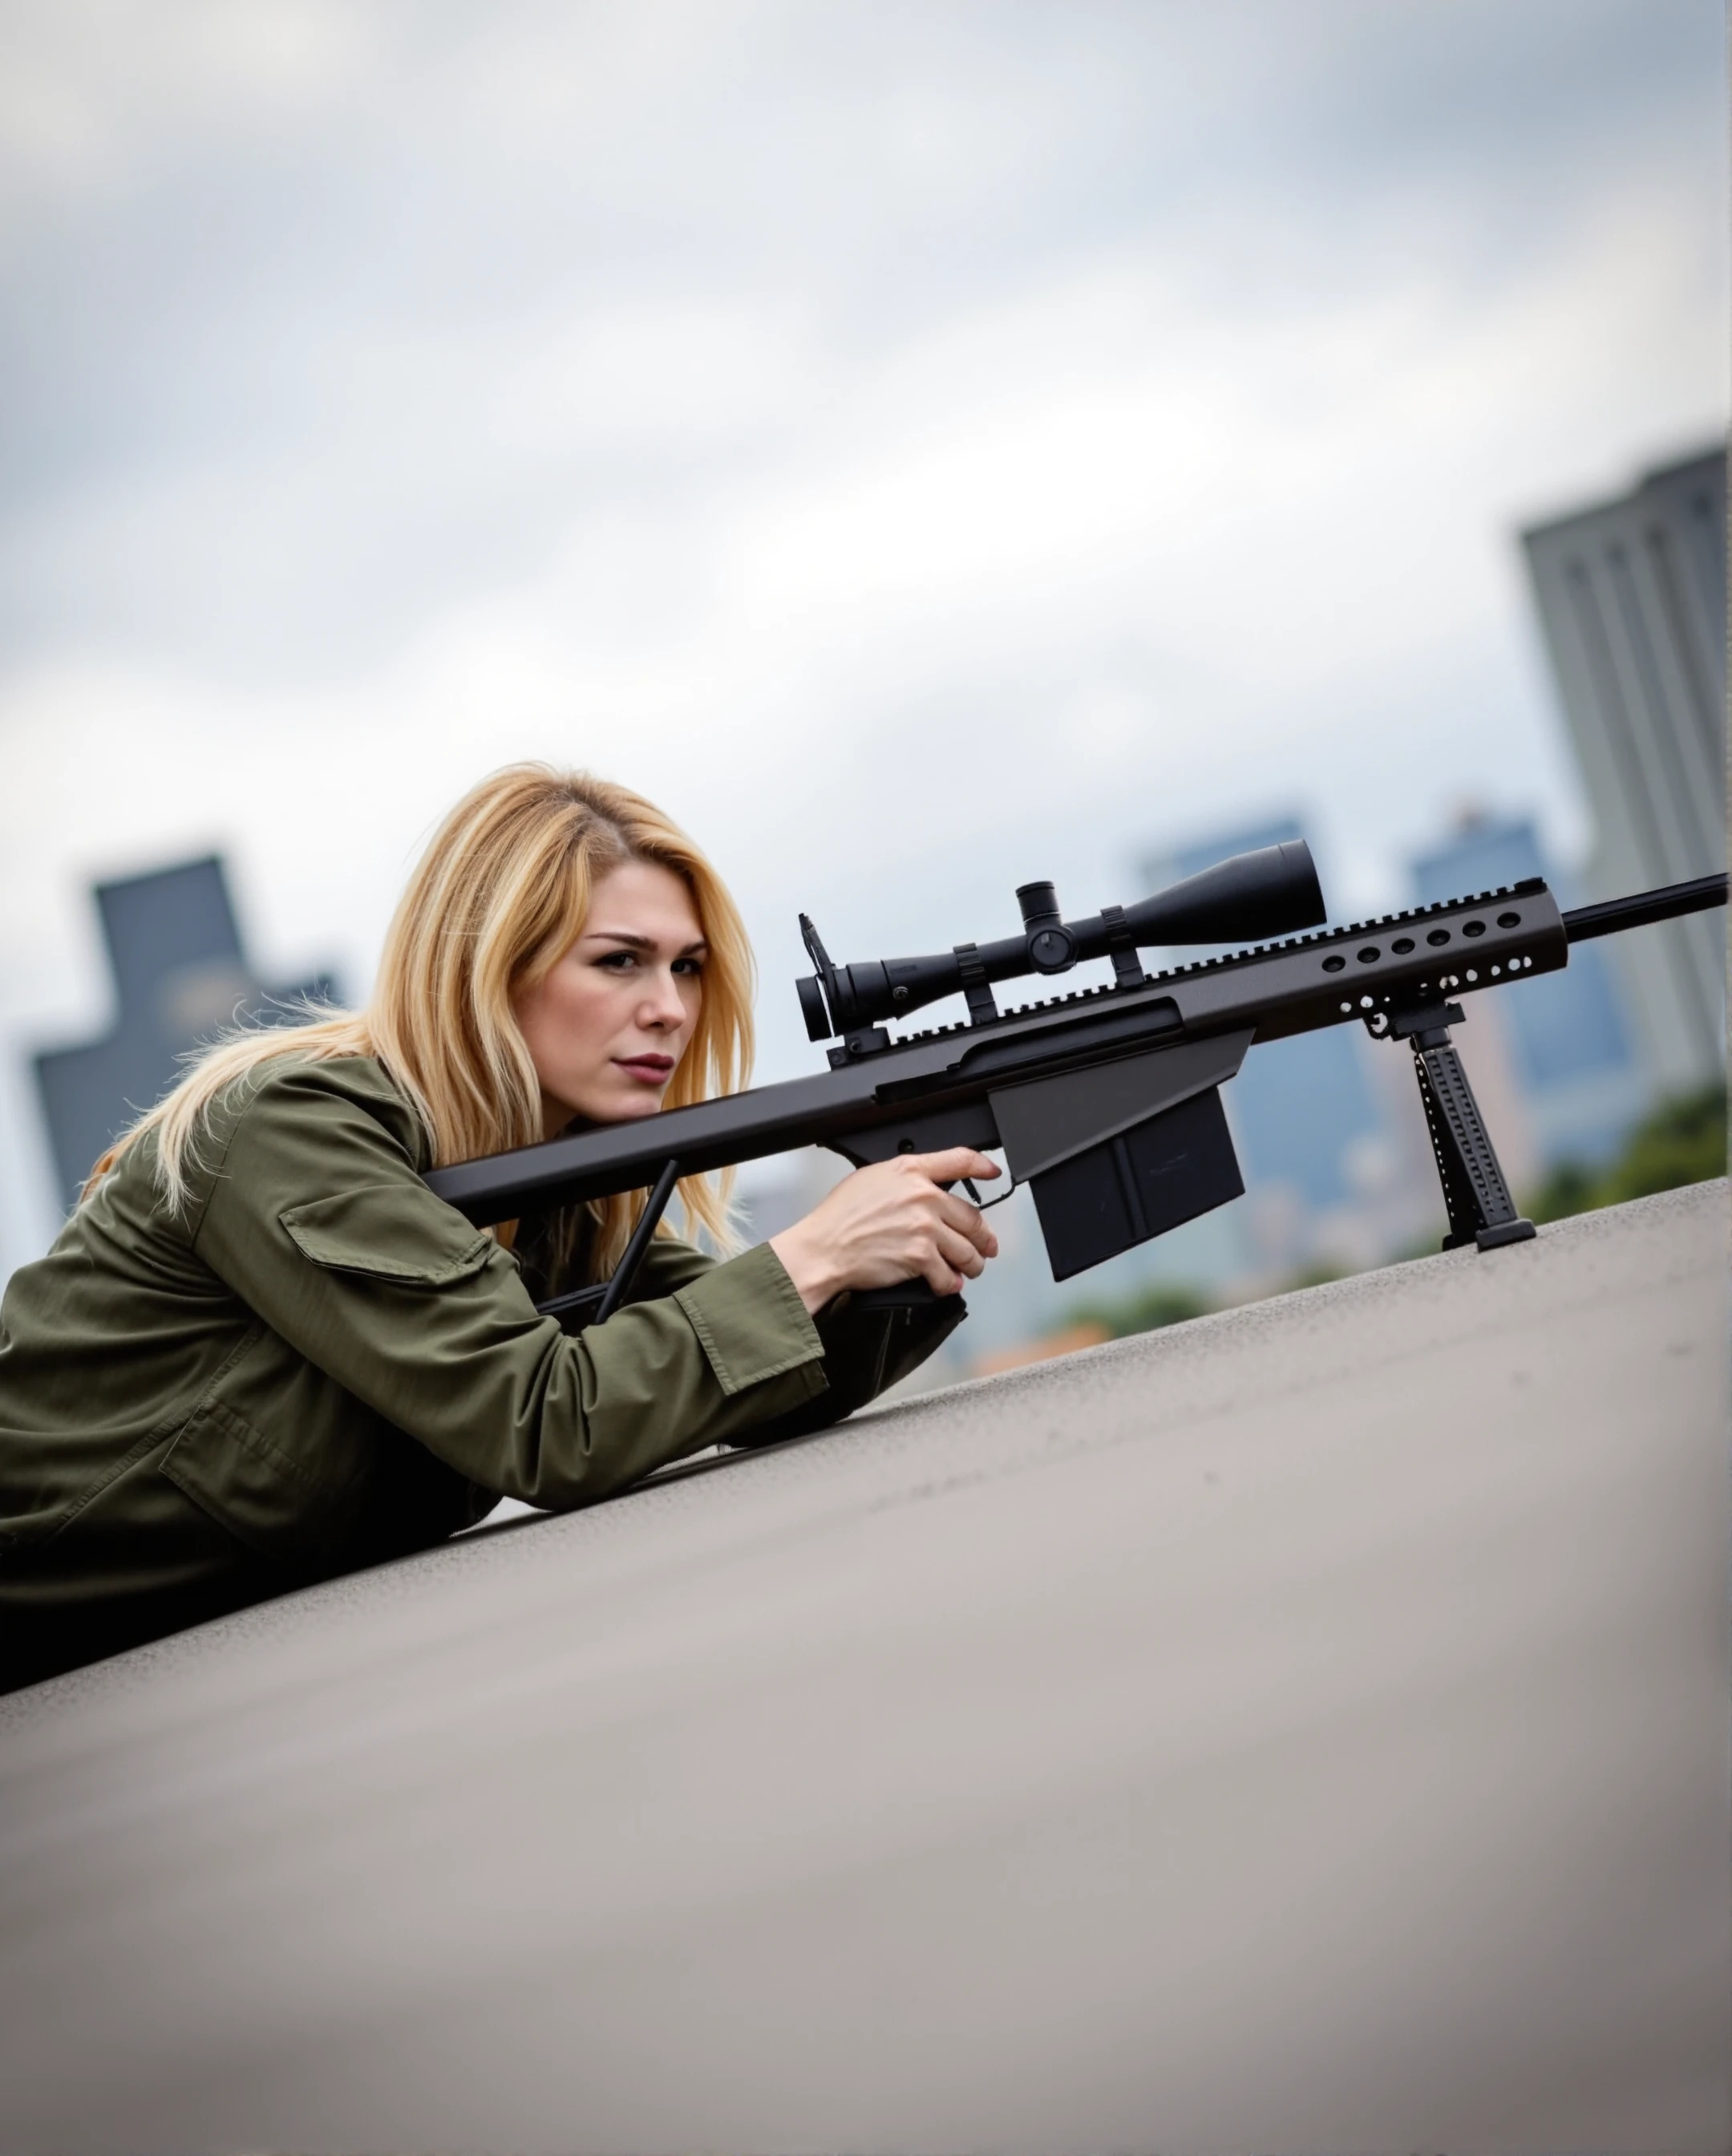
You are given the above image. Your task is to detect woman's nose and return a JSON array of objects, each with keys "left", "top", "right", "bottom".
[{"left": 641, "top": 967, "right": 686, "bottom": 1027}]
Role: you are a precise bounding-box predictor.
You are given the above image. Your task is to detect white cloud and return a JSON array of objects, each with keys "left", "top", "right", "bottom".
[
  {"left": 0, "top": 0, "right": 379, "bottom": 208},
  {"left": 0, "top": 0, "right": 1723, "bottom": 1272}
]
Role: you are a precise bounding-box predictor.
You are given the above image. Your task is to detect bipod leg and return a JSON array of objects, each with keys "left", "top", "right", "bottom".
[
  {"left": 536, "top": 1154, "right": 684, "bottom": 1332},
  {"left": 1392, "top": 1004, "right": 1534, "bottom": 1252},
  {"left": 594, "top": 1155, "right": 685, "bottom": 1321}
]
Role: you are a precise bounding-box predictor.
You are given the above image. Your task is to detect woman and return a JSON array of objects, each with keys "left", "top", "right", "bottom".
[{"left": 0, "top": 767, "right": 998, "bottom": 1692}]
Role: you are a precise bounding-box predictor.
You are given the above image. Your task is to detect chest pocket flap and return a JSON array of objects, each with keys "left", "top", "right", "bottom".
[{"left": 281, "top": 1183, "right": 492, "bottom": 1287}]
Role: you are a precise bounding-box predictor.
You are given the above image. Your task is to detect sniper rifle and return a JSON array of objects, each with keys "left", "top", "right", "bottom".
[{"left": 424, "top": 843, "right": 1728, "bottom": 1330}]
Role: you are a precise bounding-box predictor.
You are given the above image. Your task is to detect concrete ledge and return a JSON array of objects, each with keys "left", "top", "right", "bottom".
[{"left": 1, "top": 1181, "right": 1726, "bottom": 2153}]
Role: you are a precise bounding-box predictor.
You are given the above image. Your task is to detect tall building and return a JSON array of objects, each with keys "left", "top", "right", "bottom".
[
  {"left": 1409, "top": 813, "right": 1645, "bottom": 1166},
  {"left": 1521, "top": 448, "right": 1726, "bottom": 1098},
  {"left": 34, "top": 857, "right": 337, "bottom": 1213}
]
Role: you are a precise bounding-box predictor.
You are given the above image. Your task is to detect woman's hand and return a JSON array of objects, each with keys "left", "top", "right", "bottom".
[{"left": 769, "top": 1149, "right": 1002, "bottom": 1313}]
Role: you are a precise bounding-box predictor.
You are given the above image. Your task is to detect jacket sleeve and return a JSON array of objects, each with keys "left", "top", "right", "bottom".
[
  {"left": 722, "top": 1291, "right": 967, "bottom": 1448},
  {"left": 608, "top": 1242, "right": 965, "bottom": 1449},
  {"left": 191, "top": 1065, "right": 830, "bottom": 1509},
  {"left": 620, "top": 1226, "right": 965, "bottom": 1443}
]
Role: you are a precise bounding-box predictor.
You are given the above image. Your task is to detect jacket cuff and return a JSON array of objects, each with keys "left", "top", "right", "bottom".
[{"left": 674, "top": 1241, "right": 827, "bottom": 1400}]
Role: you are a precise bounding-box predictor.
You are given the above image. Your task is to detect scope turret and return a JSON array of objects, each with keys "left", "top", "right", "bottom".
[{"left": 795, "top": 839, "right": 1325, "bottom": 1042}]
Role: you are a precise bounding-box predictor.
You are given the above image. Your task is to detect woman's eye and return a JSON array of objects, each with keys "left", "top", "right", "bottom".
[
  {"left": 673, "top": 957, "right": 705, "bottom": 977},
  {"left": 598, "top": 950, "right": 637, "bottom": 971}
]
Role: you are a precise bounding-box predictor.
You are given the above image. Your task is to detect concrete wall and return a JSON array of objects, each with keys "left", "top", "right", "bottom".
[{"left": 1, "top": 1181, "right": 1726, "bottom": 2154}]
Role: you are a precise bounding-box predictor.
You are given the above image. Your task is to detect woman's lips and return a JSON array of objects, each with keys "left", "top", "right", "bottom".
[{"left": 614, "top": 1055, "right": 675, "bottom": 1084}]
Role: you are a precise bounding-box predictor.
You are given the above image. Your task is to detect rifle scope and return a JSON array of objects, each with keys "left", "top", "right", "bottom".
[{"left": 795, "top": 838, "right": 1326, "bottom": 1042}]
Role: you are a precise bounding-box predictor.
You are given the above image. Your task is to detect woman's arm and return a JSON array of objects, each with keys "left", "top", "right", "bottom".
[{"left": 192, "top": 1063, "right": 832, "bottom": 1510}]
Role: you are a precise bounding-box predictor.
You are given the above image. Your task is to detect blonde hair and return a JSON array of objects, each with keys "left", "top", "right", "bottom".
[{"left": 87, "top": 766, "right": 755, "bottom": 1279}]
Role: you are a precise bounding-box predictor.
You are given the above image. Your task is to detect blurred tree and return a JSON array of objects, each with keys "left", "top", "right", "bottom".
[
  {"left": 1602, "top": 1084, "right": 1728, "bottom": 1204},
  {"left": 1526, "top": 1084, "right": 1726, "bottom": 1223},
  {"left": 1065, "top": 1282, "right": 1212, "bottom": 1340},
  {"left": 1527, "top": 1160, "right": 1602, "bottom": 1225}
]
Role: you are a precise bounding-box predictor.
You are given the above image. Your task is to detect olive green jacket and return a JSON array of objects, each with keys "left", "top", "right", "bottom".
[{"left": 0, "top": 1056, "right": 958, "bottom": 1692}]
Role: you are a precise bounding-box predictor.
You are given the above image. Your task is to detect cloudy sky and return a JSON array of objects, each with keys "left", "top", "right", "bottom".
[{"left": 0, "top": 0, "right": 1725, "bottom": 1269}]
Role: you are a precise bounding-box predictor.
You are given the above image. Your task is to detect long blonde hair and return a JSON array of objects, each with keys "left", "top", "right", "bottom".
[{"left": 87, "top": 766, "right": 755, "bottom": 1277}]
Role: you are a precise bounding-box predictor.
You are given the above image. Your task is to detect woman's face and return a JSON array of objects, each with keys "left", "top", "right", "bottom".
[{"left": 515, "top": 858, "right": 706, "bottom": 1137}]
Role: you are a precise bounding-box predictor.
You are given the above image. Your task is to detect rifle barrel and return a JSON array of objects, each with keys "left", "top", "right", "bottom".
[{"left": 1562, "top": 873, "right": 1728, "bottom": 944}]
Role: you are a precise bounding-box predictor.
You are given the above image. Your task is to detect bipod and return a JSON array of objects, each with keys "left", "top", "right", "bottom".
[
  {"left": 534, "top": 1154, "right": 685, "bottom": 1334},
  {"left": 1375, "top": 1002, "right": 1536, "bottom": 1253}
]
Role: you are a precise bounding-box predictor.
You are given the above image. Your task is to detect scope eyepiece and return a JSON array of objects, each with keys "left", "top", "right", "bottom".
[{"left": 795, "top": 972, "right": 832, "bottom": 1043}]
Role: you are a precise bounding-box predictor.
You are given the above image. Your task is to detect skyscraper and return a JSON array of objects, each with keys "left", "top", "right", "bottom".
[
  {"left": 1521, "top": 448, "right": 1726, "bottom": 1098},
  {"left": 34, "top": 857, "right": 337, "bottom": 1213}
]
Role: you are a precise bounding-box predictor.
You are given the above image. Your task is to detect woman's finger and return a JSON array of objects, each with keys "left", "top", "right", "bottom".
[
  {"left": 934, "top": 1224, "right": 988, "bottom": 1279},
  {"left": 908, "top": 1147, "right": 1001, "bottom": 1185},
  {"left": 933, "top": 1187, "right": 998, "bottom": 1251},
  {"left": 912, "top": 1234, "right": 963, "bottom": 1295}
]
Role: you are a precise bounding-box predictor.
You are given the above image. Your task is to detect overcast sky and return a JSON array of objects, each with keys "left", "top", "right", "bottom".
[{"left": 0, "top": 0, "right": 1725, "bottom": 1269}]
